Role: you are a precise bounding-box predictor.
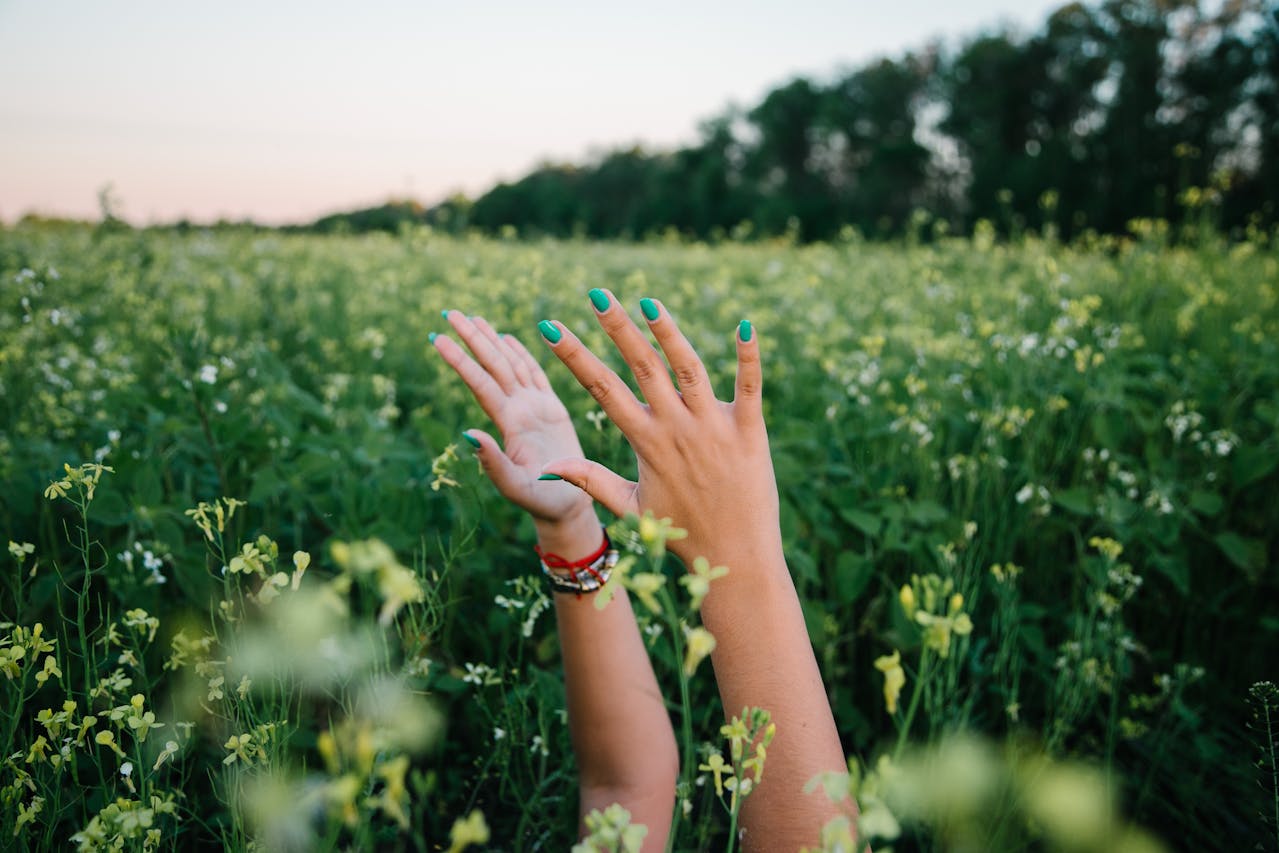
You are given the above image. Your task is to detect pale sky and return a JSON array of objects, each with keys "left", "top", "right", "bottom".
[{"left": 1, "top": 0, "right": 1066, "bottom": 225}]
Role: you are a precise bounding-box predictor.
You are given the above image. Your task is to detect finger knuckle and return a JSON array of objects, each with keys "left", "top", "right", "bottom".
[
  {"left": 630, "top": 357, "right": 663, "bottom": 384},
  {"left": 673, "top": 365, "right": 701, "bottom": 390},
  {"left": 583, "top": 377, "right": 614, "bottom": 406}
]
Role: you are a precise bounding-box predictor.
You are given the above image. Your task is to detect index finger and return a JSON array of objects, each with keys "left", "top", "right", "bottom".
[{"left": 537, "top": 319, "right": 652, "bottom": 441}]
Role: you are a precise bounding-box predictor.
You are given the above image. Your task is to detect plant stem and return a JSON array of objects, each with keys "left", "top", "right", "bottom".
[
  {"left": 1266, "top": 700, "right": 1279, "bottom": 853},
  {"left": 895, "top": 649, "right": 930, "bottom": 758},
  {"left": 725, "top": 794, "right": 740, "bottom": 853},
  {"left": 661, "top": 583, "right": 695, "bottom": 853}
]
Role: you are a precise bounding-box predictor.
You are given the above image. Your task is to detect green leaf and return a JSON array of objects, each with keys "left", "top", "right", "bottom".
[
  {"left": 248, "top": 467, "right": 286, "bottom": 502},
  {"left": 1188, "top": 490, "right": 1223, "bottom": 517},
  {"left": 1054, "top": 487, "right": 1094, "bottom": 516},
  {"left": 839, "top": 507, "right": 881, "bottom": 538},
  {"left": 905, "top": 500, "right": 948, "bottom": 526},
  {"left": 799, "top": 597, "right": 828, "bottom": 644},
  {"left": 1150, "top": 553, "right": 1190, "bottom": 596},
  {"left": 1232, "top": 445, "right": 1278, "bottom": 489},
  {"left": 833, "top": 551, "right": 875, "bottom": 603},
  {"left": 132, "top": 463, "right": 163, "bottom": 507},
  {"left": 88, "top": 490, "right": 131, "bottom": 525},
  {"left": 1213, "top": 532, "right": 1266, "bottom": 582}
]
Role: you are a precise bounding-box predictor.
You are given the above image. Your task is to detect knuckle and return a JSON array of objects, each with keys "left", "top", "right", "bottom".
[
  {"left": 583, "top": 377, "right": 614, "bottom": 406},
  {"left": 673, "top": 365, "right": 701, "bottom": 390},
  {"left": 599, "top": 311, "right": 628, "bottom": 334},
  {"left": 630, "top": 357, "right": 662, "bottom": 384}
]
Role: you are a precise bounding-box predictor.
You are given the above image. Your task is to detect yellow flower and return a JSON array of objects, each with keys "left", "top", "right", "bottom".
[
  {"left": 874, "top": 650, "right": 906, "bottom": 714},
  {"left": 680, "top": 557, "right": 728, "bottom": 611},
  {"left": 376, "top": 755, "right": 411, "bottom": 829},
  {"left": 25, "top": 735, "right": 49, "bottom": 764},
  {"left": 698, "top": 753, "right": 730, "bottom": 796},
  {"left": 127, "top": 702, "right": 163, "bottom": 743},
  {"left": 14, "top": 795, "right": 43, "bottom": 834},
  {"left": 1088, "top": 536, "right": 1124, "bottom": 562},
  {"left": 228, "top": 542, "right": 266, "bottom": 576},
  {"left": 721, "top": 716, "right": 750, "bottom": 761},
  {"left": 683, "top": 626, "right": 716, "bottom": 676},
  {"left": 899, "top": 585, "right": 917, "bottom": 619},
  {"left": 223, "top": 733, "right": 254, "bottom": 765},
  {"left": 447, "top": 809, "right": 490, "bottom": 853},
  {"left": 378, "top": 563, "right": 424, "bottom": 625},
  {"left": 34, "top": 654, "right": 61, "bottom": 685},
  {"left": 626, "top": 572, "right": 665, "bottom": 614},
  {"left": 0, "top": 645, "right": 26, "bottom": 680},
  {"left": 291, "top": 551, "right": 310, "bottom": 589},
  {"left": 636, "top": 512, "right": 687, "bottom": 557},
  {"left": 152, "top": 740, "right": 179, "bottom": 772},
  {"left": 43, "top": 479, "right": 71, "bottom": 501},
  {"left": 914, "top": 610, "right": 973, "bottom": 658},
  {"left": 95, "top": 729, "right": 125, "bottom": 757}
]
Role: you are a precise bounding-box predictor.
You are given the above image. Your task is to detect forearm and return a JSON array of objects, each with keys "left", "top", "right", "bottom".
[
  {"left": 538, "top": 511, "right": 677, "bottom": 848},
  {"left": 699, "top": 534, "right": 849, "bottom": 851}
]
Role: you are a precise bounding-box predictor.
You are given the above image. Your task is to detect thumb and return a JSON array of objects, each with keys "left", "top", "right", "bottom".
[
  {"left": 461, "top": 430, "right": 525, "bottom": 498},
  {"left": 540, "top": 458, "right": 639, "bottom": 519}
]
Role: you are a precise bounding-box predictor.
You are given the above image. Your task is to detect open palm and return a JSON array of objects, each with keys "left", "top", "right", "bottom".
[{"left": 433, "top": 311, "right": 592, "bottom": 524}]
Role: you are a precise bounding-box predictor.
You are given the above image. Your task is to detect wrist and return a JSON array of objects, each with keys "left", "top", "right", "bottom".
[{"left": 534, "top": 505, "right": 603, "bottom": 560}]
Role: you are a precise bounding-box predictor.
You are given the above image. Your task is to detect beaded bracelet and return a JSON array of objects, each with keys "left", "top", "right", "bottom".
[{"left": 535, "top": 529, "right": 619, "bottom": 596}]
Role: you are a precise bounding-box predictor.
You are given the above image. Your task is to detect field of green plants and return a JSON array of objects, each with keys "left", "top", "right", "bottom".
[{"left": 1, "top": 222, "right": 1277, "bottom": 851}]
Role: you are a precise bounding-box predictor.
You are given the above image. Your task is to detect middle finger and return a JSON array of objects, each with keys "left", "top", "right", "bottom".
[
  {"left": 587, "top": 288, "right": 682, "bottom": 413},
  {"left": 444, "top": 310, "right": 519, "bottom": 392}
]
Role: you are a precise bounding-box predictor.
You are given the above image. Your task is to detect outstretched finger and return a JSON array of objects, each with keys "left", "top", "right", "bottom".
[
  {"left": 537, "top": 319, "right": 651, "bottom": 440},
  {"left": 588, "top": 289, "right": 682, "bottom": 412},
  {"left": 540, "top": 458, "right": 640, "bottom": 521},
  {"left": 471, "top": 316, "right": 533, "bottom": 387},
  {"left": 503, "top": 333, "right": 552, "bottom": 391},
  {"left": 733, "top": 319, "right": 764, "bottom": 423},
  {"left": 444, "top": 310, "right": 519, "bottom": 392},
  {"left": 638, "top": 297, "right": 717, "bottom": 412},
  {"left": 431, "top": 333, "right": 506, "bottom": 424}
]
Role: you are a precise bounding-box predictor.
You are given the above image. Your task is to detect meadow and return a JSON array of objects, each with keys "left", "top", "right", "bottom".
[{"left": 1, "top": 221, "right": 1276, "bottom": 851}]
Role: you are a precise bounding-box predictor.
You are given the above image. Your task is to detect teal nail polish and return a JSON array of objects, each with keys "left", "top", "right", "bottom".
[
  {"left": 537, "top": 473, "right": 563, "bottom": 481},
  {"left": 640, "top": 298, "right": 659, "bottom": 322},
  {"left": 538, "top": 320, "right": 562, "bottom": 344},
  {"left": 588, "top": 288, "right": 610, "bottom": 312},
  {"left": 429, "top": 332, "right": 437, "bottom": 343},
  {"left": 739, "top": 319, "right": 753, "bottom": 342},
  {"left": 461, "top": 432, "right": 480, "bottom": 449},
  {"left": 441, "top": 309, "right": 450, "bottom": 319}
]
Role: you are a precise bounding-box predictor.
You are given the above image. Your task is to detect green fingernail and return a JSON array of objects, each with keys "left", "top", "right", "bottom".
[
  {"left": 429, "top": 332, "right": 438, "bottom": 343},
  {"left": 538, "top": 320, "right": 562, "bottom": 344},
  {"left": 588, "top": 288, "right": 610, "bottom": 312},
  {"left": 739, "top": 319, "right": 753, "bottom": 342},
  {"left": 640, "top": 298, "right": 659, "bottom": 322},
  {"left": 537, "top": 473, "right": 563, "bottom": 481},
  {"left": 461, "top": 432, "right": 480, "bottom": 449},
  {"left": 441, "top": 309, "right": 450, "bottom": 319}
]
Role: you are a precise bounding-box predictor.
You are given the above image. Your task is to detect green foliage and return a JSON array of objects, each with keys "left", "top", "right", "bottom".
[
  {"left": 458, "top": 0, "right": 1279, "bottom": 242},
  {"left": 0, "top": 223, "right": 1277, "bottom": 849}
]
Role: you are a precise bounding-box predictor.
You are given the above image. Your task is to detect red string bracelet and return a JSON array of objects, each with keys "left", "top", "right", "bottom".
[
  {"left": 535, "top": 530, "right": 614, "bottom": 595},
  {"left": 534, "top": 532, "right": 610, "bottom": 572}
]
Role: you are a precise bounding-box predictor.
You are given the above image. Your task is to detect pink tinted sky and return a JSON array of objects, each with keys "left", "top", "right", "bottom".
[{"left": 1, "top": 0, "right": 1065, "bottom": 225}]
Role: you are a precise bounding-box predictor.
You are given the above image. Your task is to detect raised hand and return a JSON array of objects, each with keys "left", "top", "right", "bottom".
[
  {"left": 432, "top": 308, "right": 679, "bottom": 851},
  {"left": 535, "top": 289, "right": 783, "bottom": 571},
  {"left": 432, "top": 310, "right": 596, "bottom": 537},
  {"left": 536, "top": 289, "right": 848, "bottom": 851}
]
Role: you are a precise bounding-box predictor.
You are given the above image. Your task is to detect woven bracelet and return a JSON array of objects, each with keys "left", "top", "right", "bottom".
[{"left": 536, "top": 530, "right": 619, "bottom": 596}]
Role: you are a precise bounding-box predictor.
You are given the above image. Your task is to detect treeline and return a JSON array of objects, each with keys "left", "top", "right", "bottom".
[{"left": 412, "top": 0, "right": 1276, "bottom": 242}]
